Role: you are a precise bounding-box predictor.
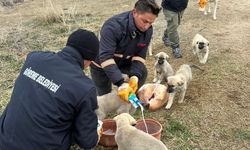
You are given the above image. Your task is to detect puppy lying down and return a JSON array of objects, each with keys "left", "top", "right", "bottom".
[
  {"left": 95, "top": 91, "right": 136, "bottom": 120},
  {"left": 137, "top": 83, "right": 168, "bottom": 111},
  {"left": 114, "top": 113, "right": 168, "bottom": 150}
]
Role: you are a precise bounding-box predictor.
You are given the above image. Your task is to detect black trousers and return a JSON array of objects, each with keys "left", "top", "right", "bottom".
[{"left": 90, "top": 65, "right": 147, "bottom": 96}]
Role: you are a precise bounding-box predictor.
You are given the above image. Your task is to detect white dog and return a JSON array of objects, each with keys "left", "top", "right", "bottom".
[
  {"left": 114, "top": 113, "right": 168, "bottom": 150},
  {"left": 95, "top": 92, "right": 136, "bottom": 120},
  {"left": 153, "top": 52, "right": 174, "bottom": 84},
  {"left": 165, "top": 64, "right": 203, "bottom": 109},
  {"left": 192, "top": 34, "right": 209, "bottom": 64},
  {"left": 198, "top": 0, "right": 219, "bottom": 20}
]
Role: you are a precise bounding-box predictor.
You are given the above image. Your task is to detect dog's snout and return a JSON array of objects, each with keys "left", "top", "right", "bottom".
[
  {"left": 198, "top": 42, "right": 205, "bottom": 49},
  {"left": 143, "top": 103, "right": 150, "bottom": 110},
  {"left": 167, "top": 85, "right": 175, "bottom": 93},
  {"left": 158, "top": 57, "right": 164, "bottom": 65},
  {"left": 132, "top": 123, "right": 137, "bottom": 126}
]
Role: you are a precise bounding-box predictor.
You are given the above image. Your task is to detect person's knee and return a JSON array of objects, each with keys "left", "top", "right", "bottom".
[
  {"left": 97, "top": 87, "right": 112, "bottom": 96},
  {"left": 90, "top": 67, "right": 112, "bottom": 96},
  {"left": 168, "top": 22, "right": 178, "bottom": 31},
  {"left": 94, "top": 77, "right": 112, "bottom": 96},
  {"left": 138, "top": 68, "right": 148, "bottom": 88}
]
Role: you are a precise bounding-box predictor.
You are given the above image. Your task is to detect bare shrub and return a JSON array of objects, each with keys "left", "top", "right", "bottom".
[
  {"left": 1, "top": 0, "right": 24, "bottom": 6},
  {"left": 38, "top": 0, "right": 78, "bottom": 26}
]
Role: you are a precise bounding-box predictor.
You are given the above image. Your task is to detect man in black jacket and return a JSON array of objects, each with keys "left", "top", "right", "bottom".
[
  {"left": 0, "top": 29, "right": 101, "bottom": 150},
  {"left": 90, "top": 0, "right": 161, "bottom": 102},
  {"left": 161, "top": 0, "right": 189, "bottom": 58}
]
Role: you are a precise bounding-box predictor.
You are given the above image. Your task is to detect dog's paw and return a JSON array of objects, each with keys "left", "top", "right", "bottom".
[
  {"left": 165, "top": 105, "right": 171, "bottom": 109},
  {"left": 200, "top": 60, "right": 207, "bottom": 64},
  {"left": 208, "top": 8, "right": 211, "bottom": 13},
  {"left": 153, "top": 78, "right": 157, "bottom": 83},
  {"left": 178, "top": 100, "right": 184, "bottom": 104},
  {"left": 156, "top": 80, "right": 161, "bottom": 84},
  {"left": 213, "top": 16, "right": 217, "bottom": 20}
]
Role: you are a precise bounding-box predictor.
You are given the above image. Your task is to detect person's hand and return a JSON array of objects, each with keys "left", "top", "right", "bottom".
[
  {"left": 118, "top": 83, "right": 133, "bottom": 103},
  {"left": 129, "top": 76, "right": 138, "bottom": 93}
]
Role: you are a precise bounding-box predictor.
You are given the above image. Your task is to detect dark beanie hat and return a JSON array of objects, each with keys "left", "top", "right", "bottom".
[{"left": 66, "top": 29, "right": 99, "bottom": 60}]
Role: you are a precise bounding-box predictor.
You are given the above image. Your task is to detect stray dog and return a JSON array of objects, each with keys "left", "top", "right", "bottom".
[
  {"left": 198, "top": 0, "right": 219, "bottom": 20},
  {"left": 137, "top": 83, "right": 168, "bottom": 111},
  {"left": 192, "top": 34, "right": 209, "bottom": 64},
  {"left": 165, "top": 64, "right": 203, "bottom": 109},
  {"left": 153, "top": 52, "right": 174, "bottom": 84},
  {"left": 114, "top": 113, "right": 168, "bottom": 150},
  {"left": 95, "top": 92, "right": 136, "bottom": 120}
]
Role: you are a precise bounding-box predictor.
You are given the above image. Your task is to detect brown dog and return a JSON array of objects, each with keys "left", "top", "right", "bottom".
[{"left": 137, "top": 83, "right": 168, "bottom": 111}]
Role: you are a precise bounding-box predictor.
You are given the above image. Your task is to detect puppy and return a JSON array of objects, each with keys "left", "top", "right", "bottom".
[
  {"left": 114, "top": 113, "right": 168, "bottom": 150},
  {"left": 166, "top": 64, "right": 204, "bottom": 109},
  {"left": 95, "top": 92, "right": 136, "bottom": 120},
  {"left": 198, "top": 0, "right": 219, "bottom": 20},
  {"left": 137, "top": 83, "right": 168, "bottom": 111},
  {"left": 165, "top": 64, "right": 193, "bottom": 109},
  {"left": 153, "top": 52, "right": 174, "bottom": 84},
  {"left": 192, "top": 34, "right": 209, "bottom": 64}
]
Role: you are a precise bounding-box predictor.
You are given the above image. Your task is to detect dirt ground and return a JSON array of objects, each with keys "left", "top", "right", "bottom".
[{"left": 0, "top": 0, "right": 249, "bottom": 150}]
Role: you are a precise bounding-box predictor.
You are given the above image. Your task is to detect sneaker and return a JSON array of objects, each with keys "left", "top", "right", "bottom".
[
  {"left": 172, "top": 47, "right": 182, "bottom": 58},
  {"left": 162, "top": 36, "right": 171, "bottom": 47}
]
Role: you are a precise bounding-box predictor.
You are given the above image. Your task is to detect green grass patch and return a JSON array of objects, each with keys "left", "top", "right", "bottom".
[
  {"left": 166, "top": 118, "right": 192, "bottom": 141},
  {"left": 233, "top": 128, "right": 250, "bottom": 140},
  {"left": 0, "top": 90, "right": 12, "bottom": 113},
  {"left": 0, "top": 54, "right": 24, "bottom": 72},
  {"left": 161, "top": 115, "right": 200, "bottom": 149}
]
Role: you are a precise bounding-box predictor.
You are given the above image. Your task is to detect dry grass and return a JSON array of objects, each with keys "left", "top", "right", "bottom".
[{"left": 0, "top": 0, "right": 250, "bottom": 150}]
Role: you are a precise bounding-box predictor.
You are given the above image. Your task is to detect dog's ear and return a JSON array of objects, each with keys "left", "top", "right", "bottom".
[
  {"left": 165, "top": 54, "right": 170, "bottom": 59},
  {"left": 154, "top": 55, "right": 158, "bottom": 60},
  {"left": 128, "top": 115, "right": 137, "bottom": 126},
  {"left": 177, "top": 80, "right": 184, "bottom": 86}
]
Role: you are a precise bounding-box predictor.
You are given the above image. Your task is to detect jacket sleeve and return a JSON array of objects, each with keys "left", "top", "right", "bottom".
[
  {"left": 129, "top": 29, "right": 153, "bottom": 79},
  {"left": 73, "top": 87, "right": 99, "bottom": 149},
  {"left": 99, "top": 21, "right": 124, "bottom": 86}
]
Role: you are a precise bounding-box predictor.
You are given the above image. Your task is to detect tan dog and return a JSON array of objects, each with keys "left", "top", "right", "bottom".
[
  {"left": 166, "top": 64, "right": 203, "bottom": 109},
  {"left": 198, "top": 0, "right": 219, "bottom": 20},
  {"left": 114, "top": 113, "right": 168, "bottom": 150},
  {"left": 192, "top": 34, "right": 209, "bottom": 64},
  {"left": 95, "top": 92, "right": 136, "bottom": 120},
  {"left": 153, "top": 52, "right": 174, "bottom": 83},
  {"left": 165, "top": 64, "right": 193, "bottom": 109},
  {"left": 137, "top": 83, "right": 168, "bottom": 111}
]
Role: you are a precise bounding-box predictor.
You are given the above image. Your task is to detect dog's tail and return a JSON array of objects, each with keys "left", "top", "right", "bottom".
[{"left": 189, "top": 64, "right": 204, "bottom": 72}]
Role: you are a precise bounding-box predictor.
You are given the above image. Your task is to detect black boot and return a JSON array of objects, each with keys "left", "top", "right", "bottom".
[{"left": 172, "top": 45, "right": 182, "bottom": 58}]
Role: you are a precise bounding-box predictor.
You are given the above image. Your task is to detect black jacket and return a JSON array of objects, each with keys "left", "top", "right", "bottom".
[
  {"left": 0, "top": 46, "right": 99, "bottom": 150},
  {"left": 91, "top": 11, "right": 152, "bottom": 86},
  {"left": 162, "top": 0, "right": 189, "bottom": 12}
]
